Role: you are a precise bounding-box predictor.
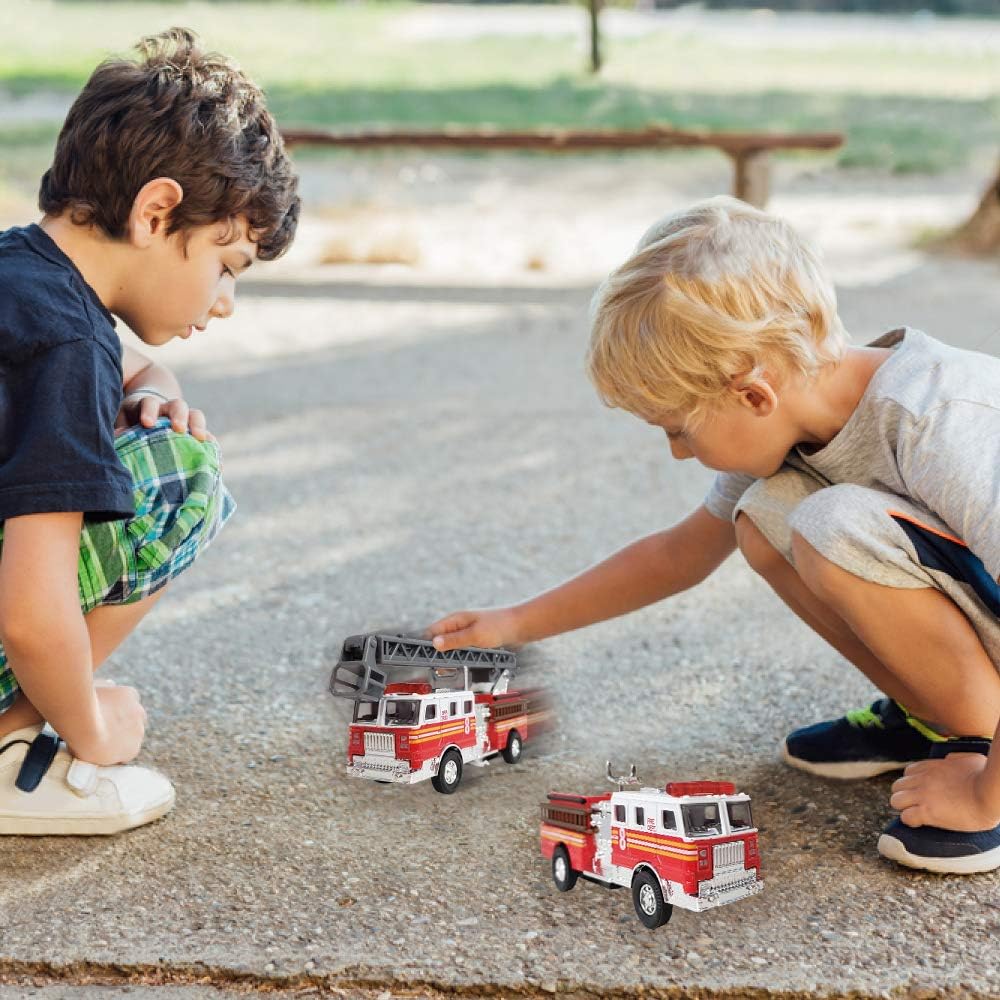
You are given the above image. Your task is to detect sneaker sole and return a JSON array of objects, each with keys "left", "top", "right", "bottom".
[
  {"left": 877, "top": 832, "right": 1000, "bottom": 875},
  {"left": 0, "top": 786, "right": 175, "bottom": 836},
  {"left": 780, "top": 739, "right": 913, "bottom": 780}
]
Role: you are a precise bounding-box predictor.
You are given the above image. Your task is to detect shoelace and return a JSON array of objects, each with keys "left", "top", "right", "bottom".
[{"left": 845, "top": 704, "right": 886, "bottom": 729}]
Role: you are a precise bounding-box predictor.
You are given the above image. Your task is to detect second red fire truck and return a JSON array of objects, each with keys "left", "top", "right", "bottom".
[
  {"left": 540, "top": 765, "right": 763, "bottom": 928},
  {"left": 330, "top": 633, "right": 552, "bottom": 793}
]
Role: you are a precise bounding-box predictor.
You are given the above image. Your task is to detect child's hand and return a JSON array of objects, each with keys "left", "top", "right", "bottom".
[
  {"left": 75, "top": 683, "right": 148, "bottom": 766},
  {"left": 427, "top": 607, "right": 521, "bottom": 652},
  {"left": 116, "top": 391, "right": 213, "bottom": 442},
  {"left": 890, "top": 753, "right": 999, "bottom": 832}
]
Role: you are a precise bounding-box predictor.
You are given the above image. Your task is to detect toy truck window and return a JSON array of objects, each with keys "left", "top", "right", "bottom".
[
  {"left": 352, "top": 701, "right": 378, "bottom": 723},
  {"left": 634, "top": 806, "right": 645, "bottom": 826},
  {"left": 680, "top": 802, "right": 722, "bottom": 838},
  {"left": 463, "top": 700, "right": 472, "bottom": 714},
  {"left": 661, "top": 809, "right": 677, "bottom": 831},
  {"left": 449, "top": 701, "right": 457, "bottom": 716},
  {"left": 614, "top": 804, "right": 626, "bottom": 822},
  {"left": 384, "top": 699, "right": 419, "bottom": 726},
  {"left": 424, "top": 704, "right": 437, "bottom": 723},
  {"left": 727, "top": 801, "right": 753, "bottom": 831}
]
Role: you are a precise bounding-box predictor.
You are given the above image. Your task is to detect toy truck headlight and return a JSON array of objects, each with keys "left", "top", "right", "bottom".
[
  {"left": 747, "top": 837, "right": 759, "bottom": 860},
  {"left": 349, "top": 728, "right": 362, "bottom": 749},
  {"left": 698, "top": 848, "right": 710, "bottom": 872},
  {"left": 397, "top": 732, "right": 409, "bottom": 751}
]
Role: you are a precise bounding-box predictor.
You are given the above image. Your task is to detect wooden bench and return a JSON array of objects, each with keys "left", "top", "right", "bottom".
[{"left": 280, "top": 125, "right": 843, "bottom": 209}]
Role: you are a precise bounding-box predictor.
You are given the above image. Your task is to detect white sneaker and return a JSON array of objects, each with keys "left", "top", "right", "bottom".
[{"left": 0, "top": 725, "right": 175, "bottom": 835}]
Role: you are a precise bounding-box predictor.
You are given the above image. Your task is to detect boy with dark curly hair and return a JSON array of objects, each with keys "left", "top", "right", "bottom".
[{"left": 0, "top": 28, "right": 299, "bottom": 834}]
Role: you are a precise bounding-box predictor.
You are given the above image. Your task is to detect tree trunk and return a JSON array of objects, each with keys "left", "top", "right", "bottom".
[
  {"left": 587, "top": 0, "right": 602, "bottom": 74},
  {"left": 952, "top": 162, "right": 1000, "bottom": 254}
]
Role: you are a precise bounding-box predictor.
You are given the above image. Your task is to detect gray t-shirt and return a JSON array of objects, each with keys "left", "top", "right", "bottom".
[{"left": 704, "top": 328, "right": 1000, "bottom": 580}]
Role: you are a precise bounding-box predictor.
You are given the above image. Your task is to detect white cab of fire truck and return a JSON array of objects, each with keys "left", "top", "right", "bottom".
[
  {"left": 347, "top": 682, "right": 491, "bottom": 791},
  {"left": 594, "top": 784, "right": 762, "bottom": 914}
]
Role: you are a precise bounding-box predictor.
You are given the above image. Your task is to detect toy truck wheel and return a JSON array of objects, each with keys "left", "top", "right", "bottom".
[
  {"left": 431, "top": 749, "right": 463, "bottom": 794},
  {"left": 551, "top": 845, "right": 578, "bottom": 892},
  {"left": 631, "top": 869, "right": 673, "bottom": 929},
  {"left": 501, "top": 730, "right": 523, "bottom": 764}
]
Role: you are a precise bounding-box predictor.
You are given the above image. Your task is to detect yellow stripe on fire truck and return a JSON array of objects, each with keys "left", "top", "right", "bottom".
[
  {"left": 623, "top": 833, "right": 699, "bottom": 862},
  {"left": 540, "top": 825, "right": 588, "bottom": 848},
  {"left": 409, "top": 723, "right": 469, "bottom": 744}
]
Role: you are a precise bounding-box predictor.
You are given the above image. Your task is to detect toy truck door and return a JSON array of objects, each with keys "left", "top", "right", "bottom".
[{"left": 421, "top": 699, "right": 443, "bottom": 757}]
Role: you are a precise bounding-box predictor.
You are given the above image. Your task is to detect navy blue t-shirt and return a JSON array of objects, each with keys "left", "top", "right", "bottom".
[{"left": 0, "top": 224, "right": 134, "bottom": 523}]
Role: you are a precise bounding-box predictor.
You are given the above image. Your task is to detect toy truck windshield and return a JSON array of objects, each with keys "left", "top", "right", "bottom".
[
  {"left": 352, "top": 701, "right": 378, "bottom": 723},
  {"left": 383, "top": 699, "right": 419, "bottom": 726},
  {"left": 680, "top": 802, "right": 723, "bottom": 838},
  {"left": 726, "top": 800, "right": 754, "bottom": 831}
]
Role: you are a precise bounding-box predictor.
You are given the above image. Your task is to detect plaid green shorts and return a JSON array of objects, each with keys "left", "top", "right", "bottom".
[{"left": 0, "top": 418, "right": 235, "bottom": 713}]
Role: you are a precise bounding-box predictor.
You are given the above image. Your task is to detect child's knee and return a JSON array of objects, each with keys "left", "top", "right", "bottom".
[
  {"left": 735, "top": 512, "right": 787, "bottom": 580},
  {"left": 788, "top": 484, "right": 889, "bottom": 593}
]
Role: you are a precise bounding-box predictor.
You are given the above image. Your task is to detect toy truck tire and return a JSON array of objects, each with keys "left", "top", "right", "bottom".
[
  {"left": 501, "top": 730, "right": 523, "bottom": 764},
  {"left": 631, "top": 869, "right": 673, "bottom": 929},
  {"left": 431, "top": 749, "right": 463, "bottom": 794},
  {"left": 551, "top": 845, "right": 578, "bottom": 892}
]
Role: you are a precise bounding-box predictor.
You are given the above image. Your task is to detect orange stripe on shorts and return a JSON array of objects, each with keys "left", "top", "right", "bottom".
[{"left": 887, "top": 509, "right": 967, "bottom": 548}]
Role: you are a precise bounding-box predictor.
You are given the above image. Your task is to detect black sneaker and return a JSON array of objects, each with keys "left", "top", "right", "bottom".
[
  {"left": 878, "top": 738, "right": 1000, "bottom": 875},
  {"left": 781, "top": 698, "right": 939, "bottom": 780}
]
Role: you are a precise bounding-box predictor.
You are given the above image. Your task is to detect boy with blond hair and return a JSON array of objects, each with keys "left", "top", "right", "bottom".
[
  {"left": 0, "top": 28, "right": 298, "bottom": 833},
  {"left": 430, "top": 196, "right": 1000, "bottom": 874}
]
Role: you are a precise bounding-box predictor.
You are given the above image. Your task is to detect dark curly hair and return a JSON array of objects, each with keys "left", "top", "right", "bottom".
[{"left": 39, "top": 27, "right": 299, "bottom": 261}]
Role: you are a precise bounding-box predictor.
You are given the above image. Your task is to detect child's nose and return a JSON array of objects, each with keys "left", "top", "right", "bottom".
[
  {"left": 211, "top": 293, "right": 235, "bottom": 321},
  {"left": 669, "top": 438, "right": 693, "bottom": 461}
]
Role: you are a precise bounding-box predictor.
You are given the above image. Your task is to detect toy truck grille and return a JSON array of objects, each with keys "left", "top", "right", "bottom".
[
  {"left": 713, "top": 839, "right": 744, "bottom": 871},
  {"left": 364, "top": 732, "right": 394, "bottom": 756}
]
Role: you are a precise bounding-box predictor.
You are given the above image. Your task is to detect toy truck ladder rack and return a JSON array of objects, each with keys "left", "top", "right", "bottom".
[{"left": 329, "top": 633, "right": 516, "bottom": 701}]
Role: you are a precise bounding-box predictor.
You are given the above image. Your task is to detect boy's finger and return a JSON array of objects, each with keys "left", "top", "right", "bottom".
[
  {"left": 433, "top": 629, "right": 474, "bottom": 651},
  {"left": 168, "top": 398, "right": 190, "bottom": 433},
  {"left": 427, "top": 612, "right": 473, "bottom": 634},
  {"left": 140, "top": 396, "right": 162, "bottom": 426},
  {"left": 889, "top": 784, "right": 915, "bottom": 810},
  {"left": 898, "top": 805, "right": 925, "bottom": 828},
  {"left": 188, "top": 408, "right": 209, "bottom": 440}
]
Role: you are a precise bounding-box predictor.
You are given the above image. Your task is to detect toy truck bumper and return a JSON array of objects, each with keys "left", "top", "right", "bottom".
[
  {"left": 690, "top": 869, "right": 763, "bottom": 910},
  {"left": 347, "top": 756, "right": 424, "bottom": 784}
]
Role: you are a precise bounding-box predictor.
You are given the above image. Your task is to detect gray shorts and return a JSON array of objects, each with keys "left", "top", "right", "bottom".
[{"left": 734, "top": 466, "right": 1000, "bottom": 670}]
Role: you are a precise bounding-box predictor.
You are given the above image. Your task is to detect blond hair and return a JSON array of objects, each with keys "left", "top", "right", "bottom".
[{"left": 587, "top": 196, "right": 848, "bottom": 425}]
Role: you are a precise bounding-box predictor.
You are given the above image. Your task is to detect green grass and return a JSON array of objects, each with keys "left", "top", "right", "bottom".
[{"left": 1, "top": 0, "right": 997, "bottom": 202}]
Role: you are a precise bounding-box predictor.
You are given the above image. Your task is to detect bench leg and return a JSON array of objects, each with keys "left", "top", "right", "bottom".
[{"left": 732, "top": 151, "right": 771, "bottom": 208}]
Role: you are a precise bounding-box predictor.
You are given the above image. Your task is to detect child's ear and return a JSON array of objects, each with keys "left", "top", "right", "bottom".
[
  {"left": 128, "top": 178, "right": 184, "bottom": 247},
  {"left": 734, "top": 379, "right": 778, "bottom": 417}
]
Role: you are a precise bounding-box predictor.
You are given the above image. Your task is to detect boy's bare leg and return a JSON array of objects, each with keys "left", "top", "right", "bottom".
[
  {"left": 788, "top": 532, "right": 1000, "bottom": 738},
  {"left": 0, "top": 589, "right": 166, "bottom": 741},
  {"left": 735, "top": 514, "right": 928, "bottom": 711}
]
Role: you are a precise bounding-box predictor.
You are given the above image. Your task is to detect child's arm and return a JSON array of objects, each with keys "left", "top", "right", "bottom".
[
  {"left": 116, "top": 344, "right": 211, "bottom": 441},
  {"left": 890, "top": 728, "right": 1000, "bottom": 833},
  {"left": 0, "top": 512, "right": 147, "bottom": 765},
  {"left": 429, "top": 504, "right": 737, "bottom": 651}
]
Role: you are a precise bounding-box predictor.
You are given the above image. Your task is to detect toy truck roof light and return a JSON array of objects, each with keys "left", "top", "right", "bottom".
[
  {"left": 666, "top": 780, "right": 736, "bottom": 797},
  {"left": 384, "top": 682, "right": 433, "bottom": 696}
]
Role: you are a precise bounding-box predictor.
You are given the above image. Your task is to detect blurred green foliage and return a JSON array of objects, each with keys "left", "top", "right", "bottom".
[{"left": 1, "top": 0, "right": 996, "bottom": 204}]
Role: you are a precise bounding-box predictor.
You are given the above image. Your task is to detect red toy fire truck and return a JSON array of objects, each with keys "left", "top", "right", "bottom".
[
  {"left": 540, "top": 764, "right": 762, "bottom": 928},
  {"left": 330, "top": 633, "right": 552, "bottom": 794}
]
